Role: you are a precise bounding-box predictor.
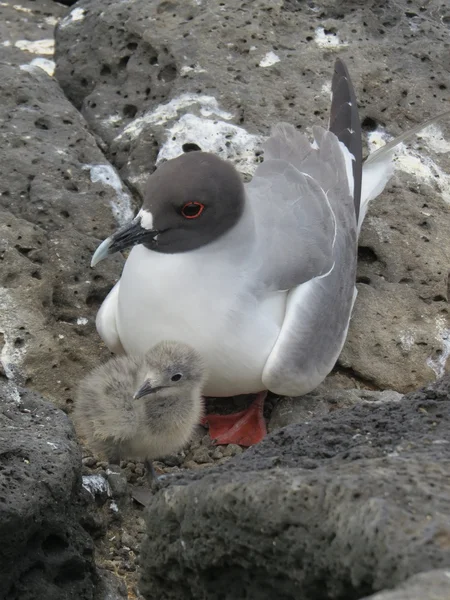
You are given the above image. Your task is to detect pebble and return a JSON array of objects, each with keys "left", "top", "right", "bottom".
[
  {"left": 190, "top": 425, "right": 206, "bottom": 445},
  {"left": 159, "top": 465, "right": 181, "bottom": 475},
  {"left": 121, "top": 531, "right": 137, "bottom": 550},
  {"left": 108, "top": 500, "right": 121, "bottom": 519},
  {"left": 183, "top": 460, "right": 214, "bottom": 470},
  {"left": 80, "top": 510, "right": 107, "bottom": 538},
  {"left": 201, "top": 434, "right": 215, "bottom": 449},
  {"left": 183, "top": 460, "right": 200, "bottom": 470},
  {"left": 106, "top": 469, "right": 129, "bottom": 499},
  {"left": 98, "top": 569, "right": 128, "bottom": 598},
  {"left": 211, "top": 447, "right": 224, "bottom": 460},
  {"left": 216, "top": 456, "right": 232, "bottom": 465},
  {"left": 191, "top": 446, "right": 212, "bottom": 464},
  {"left": 136, "top": 517, "right": 147, "bottom": 534},
  {"left": 222, "top": 444, "right": 243, "bottom": 457},
  {"left": 162, "top": 453, "right": 183, "bottom": 467},
  {"left": 134, "top": 464, "right": 145, "bottom": 477},
  {"left": 97, "top": 461, "right": 110, "bottom": 469},
  {"left": 82, "top": 474, "right": 110, "bottom": 505},
  {"left": 189, "top": 439, "right": 201, "bottom": 451},
  {"left": 82, "top": 456, "right": 97, "bottom": 467}
]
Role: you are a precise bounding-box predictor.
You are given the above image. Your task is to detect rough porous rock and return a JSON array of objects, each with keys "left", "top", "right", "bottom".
[
  {"left": 139, "top": 376, "right": 450, "bottom": 600},
  {"left": 0, "top": 0, "right": 66, "bottom": 70},
  {"left": 54, "top": 0, "right": 450, "bottom": 393},
  {"left": 268, "top": 386, "right": 403, "bottom": 431},
  {"left": 0, "top": 381, "right": 97, "bottom": 600},
  {"left": 0, "top": 5, "right": 138, "bottom": 409},
  {"left": 361, "top": 570, "right": 450, "bottom": 600}
]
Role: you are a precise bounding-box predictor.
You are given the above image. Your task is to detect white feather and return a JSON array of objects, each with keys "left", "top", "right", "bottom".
[
  {"left": 359, "top": 108, "right": 450, "bottom": 232},
  {"left": 95, "top": 282, "right": 124, "bottom": 354},
  {"left": 359, "top": 156, "right": 395, "bottom": 232}
]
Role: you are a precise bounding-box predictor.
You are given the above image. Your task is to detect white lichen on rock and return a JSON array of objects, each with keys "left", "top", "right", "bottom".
[
  {"left": 259, "top": 51, "right": 280, "bottom": 68},
  {"left": 15, "top": 39, "right": 55, "bottom": 55},
  {"left": 82, "top": 164, "right": 134, "bottom": 224}
]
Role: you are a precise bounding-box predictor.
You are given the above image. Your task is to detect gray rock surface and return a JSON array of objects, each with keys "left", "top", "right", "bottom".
[
  {"left": 0, "top": 381, "right": 97, "bottom": 600},
  {"left": 361, "top": 570, "right": 450, "bottom": 600},
  {"left": 139, "top": 375, "right": 450, "bottom": 600},
  {"left": 96, "top": 569, "right": 128, "bottom": 600},
  {"left": 0, "top": 0, "right": 65, "bottom": 69},
  {"left": 54, "top": 0, "right": 450, "bottom": 393},
  {"left": 0, "top": 2, "right": 138, "bottom": 593},
  {"left": 268, "top": 387, "right": 403, "bottom": 431},
  {"left": 0, "top": 0, "right": 136, "bottom": 410}
]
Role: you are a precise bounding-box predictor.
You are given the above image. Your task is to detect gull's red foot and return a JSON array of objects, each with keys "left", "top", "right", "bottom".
[{"left": 201, "top": 391, "right": 267, "bottom": 447}]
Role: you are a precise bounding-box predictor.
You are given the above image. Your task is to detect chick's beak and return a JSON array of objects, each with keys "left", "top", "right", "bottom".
[
  {"left": 91, "top": 216, "right": 159, "bottom": 267},
  {"left": 133, "top": 379, "right": 162, "bottom": 400}
]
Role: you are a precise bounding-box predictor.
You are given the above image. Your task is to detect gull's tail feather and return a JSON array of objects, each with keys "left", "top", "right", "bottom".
[
  {"left": 359, "top": 108, "right": 450, "bottom": 232},
  {"left": 329, "top": 58, "right": 363, "bottom": 223},
  {"left": 364, "top": 109, "right": 450, "bottom": 165},
  {"left": 359, "top": 155, "right": 395, "bottom": 232}
]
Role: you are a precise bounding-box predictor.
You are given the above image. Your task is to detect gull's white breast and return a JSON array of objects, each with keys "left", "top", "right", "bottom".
[{"left": 115, "top": 243, "right": 286, "bottom": 397}]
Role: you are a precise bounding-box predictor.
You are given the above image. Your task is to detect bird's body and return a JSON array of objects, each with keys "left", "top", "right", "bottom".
[
  {"left": 97, "top": 124, "right": 359, "bottom": 399},
  {"left": 111, "top": 210, "right": 286, "bottom": 397},
  {"left": 105, "top": 133, "right": 356, "bottom": 398},
  {"left": 91, "top": 59, "right": 449, "bottom": 445},
  {"left": 73, "top": 341, "right": 206, "bottom": 471}
]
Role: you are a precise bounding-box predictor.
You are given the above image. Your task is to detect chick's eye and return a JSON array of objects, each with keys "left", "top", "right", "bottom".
[
  {"left": 181, "top": 202, "right": 205, "bottom": 219},
  {"left": 171, "top": 373, "right": 182, "bottom": 382}
]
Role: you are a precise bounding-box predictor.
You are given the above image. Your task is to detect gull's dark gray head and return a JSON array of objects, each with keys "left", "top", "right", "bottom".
[
  {"left": 133, "top": 340, "right": 206, "bottom": 400},
  {"left": 91, "top": 151, "right": 245, "bottom": 265}
]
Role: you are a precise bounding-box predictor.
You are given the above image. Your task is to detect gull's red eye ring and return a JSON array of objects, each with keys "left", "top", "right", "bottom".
[{"left": 181, "top": 202, "right": 205, "bottom": 219}]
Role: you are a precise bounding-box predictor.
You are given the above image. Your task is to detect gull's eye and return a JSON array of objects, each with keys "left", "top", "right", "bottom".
[
  {"left": 171, "top": 373, "right": 182, "bottom": 382},
  {"left": 181, "top": 202, "right": 205, "bottom": 219}
]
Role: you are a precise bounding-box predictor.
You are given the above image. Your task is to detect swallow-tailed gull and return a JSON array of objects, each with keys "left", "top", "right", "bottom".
[{"left": 91, "top": 59, "right": 449, "bottom": 446}]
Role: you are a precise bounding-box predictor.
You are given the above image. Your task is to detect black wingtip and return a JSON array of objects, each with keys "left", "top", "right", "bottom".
[{"left": 329, "top": 58, "right": 363, "bottom": 222}]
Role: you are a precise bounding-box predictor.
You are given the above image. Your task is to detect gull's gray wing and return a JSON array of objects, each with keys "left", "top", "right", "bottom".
[
  {"left": 259, "top": 58, "right": 362, "bottom": 396},
  {"left": 245, "top": 142, "right": 337, "bottom": 291},
  {"left": 247, "top": 120, "right": 354, "bottom": 291}
]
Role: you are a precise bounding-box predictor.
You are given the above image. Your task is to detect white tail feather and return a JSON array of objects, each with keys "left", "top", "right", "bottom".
[
  {"left": 359, "top": 158, "right": 395, "bottom": 232},
  {"left": 358, "top": 109, "right": 450, "bottom": 233}
]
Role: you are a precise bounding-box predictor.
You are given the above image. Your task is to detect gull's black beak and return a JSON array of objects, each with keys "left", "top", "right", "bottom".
[
  {"left": 91, "top": 216, "right": 159, "bottom": 267},
  {"left": 133, "top": 380, "right": 162, "bottom": 400}
]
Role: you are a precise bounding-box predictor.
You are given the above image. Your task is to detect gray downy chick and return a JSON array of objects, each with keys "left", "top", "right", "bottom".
[{"left": 73, "top": 341, "right": 206, "bottom": 480}]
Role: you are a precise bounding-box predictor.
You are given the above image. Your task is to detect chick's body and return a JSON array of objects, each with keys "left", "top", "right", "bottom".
[{"left": 73, "top": 341, "right": 206, "bottom": 467}]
